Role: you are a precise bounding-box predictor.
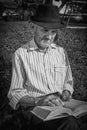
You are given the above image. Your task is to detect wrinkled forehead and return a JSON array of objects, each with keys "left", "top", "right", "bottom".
[{"left": 36, "top": 24, "right": 58, "bottom": 33}]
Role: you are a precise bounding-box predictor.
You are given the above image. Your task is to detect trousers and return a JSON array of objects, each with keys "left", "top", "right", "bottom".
[
  {"left": 0, "top": 107, "right": 87, "bottom": 130},
  {"left": 22, "top": 109, "right": 80, "bottom": 130}
]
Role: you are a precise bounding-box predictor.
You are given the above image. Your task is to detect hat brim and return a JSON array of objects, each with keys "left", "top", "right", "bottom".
[{"left": 31, "top": 21, "right": 65, "bottom": 29}]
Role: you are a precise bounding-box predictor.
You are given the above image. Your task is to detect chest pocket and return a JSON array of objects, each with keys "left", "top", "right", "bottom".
[{"left": 54, "top": 66, "right": 66, "bottom": 87}]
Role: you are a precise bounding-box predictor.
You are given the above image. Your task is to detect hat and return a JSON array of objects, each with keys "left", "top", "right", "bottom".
[{"left": 30, "top": 4, "right": 65, "bottom": 29}]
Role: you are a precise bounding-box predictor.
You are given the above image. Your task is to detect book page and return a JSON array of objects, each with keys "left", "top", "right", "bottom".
[
  {"left": 31, "top": 106, "right": 51, "bottom": 120},
  {"left": 73, "top": 104, "right": 87, "bottom": 117},
  {"left": 63, "top": 99, "right": 87, "bottom": 117},
  {"left": 31, "top": 99, "right": 87, "bottom": 121},
  {"left": 64, "top": 99, "right": 86, "bottom": 109},
  {"left": 31, "top": 105, "right": 72, "bottom": 121},
  {"left": 46, "top": 106, "right": 72, "bottom": 120}
]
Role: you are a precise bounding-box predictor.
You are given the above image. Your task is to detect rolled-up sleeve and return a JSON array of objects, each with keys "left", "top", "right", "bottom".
[
  {"left": 7, "top": 50, "right": 29, "bottom": 109},
  {"left": 63, "top": 50, "right": 74, "bottom": 95}
]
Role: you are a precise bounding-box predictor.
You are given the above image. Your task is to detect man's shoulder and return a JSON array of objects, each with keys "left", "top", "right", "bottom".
[
  {"left": 53, "top": 44, "right": 68, "bottom": 58},
  {"left": 15, "top": 42, "right": 31, "bottom": 54},
  {"left": 21, "top": 42, "right": 31, "bottom": 51},
  {"left": 54, "top": 44, "right": 65, "bottom": 52}
]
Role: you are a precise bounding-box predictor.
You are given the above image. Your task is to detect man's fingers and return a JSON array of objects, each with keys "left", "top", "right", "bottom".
[
  {"left": 47, "top": 101, "right": 56, "bottom": 107},
  {"left": 51, "top": 99, "right": 60, "bottom": 106},
  {"left": 45, "top": 98, "right": 63, "bottom": 106},
  {"left": 43, "top": 100, "right": 55, "bottom": 106},
  {"left": 44, "top": 95, "right": 63, "bottom": 106},
  {"left": 51, "top": 98, "right": 64, "bottom": 106}
]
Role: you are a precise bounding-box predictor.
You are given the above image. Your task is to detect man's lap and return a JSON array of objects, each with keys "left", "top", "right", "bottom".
[
  {"left": 1, "top": 107, "right": 87, "bottom": 130},
  {"left": 21, "top": 109, "right": 80, "bottom": 130}
]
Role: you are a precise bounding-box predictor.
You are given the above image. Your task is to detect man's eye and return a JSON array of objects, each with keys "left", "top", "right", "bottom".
[
  {"left": 43, "top": 29, "right": 49, "bottom": 32},
  {"left": 45, "top": 29, "right": 49, "bottom": 32},
  {"left": 51, "top": 30, "right": 57, "bottom": 34}
]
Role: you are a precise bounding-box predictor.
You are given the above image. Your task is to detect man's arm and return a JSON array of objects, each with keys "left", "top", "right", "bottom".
[
  {"left": 7, "top": 50, "right": 35, "bottom": 110},
  {"left": 62, "top": 49, "right": 74, "bottom": 101}
]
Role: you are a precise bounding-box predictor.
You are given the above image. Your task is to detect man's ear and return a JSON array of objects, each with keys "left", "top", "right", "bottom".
[{"left": 29, "top": 22, "right": 37, "bottom": 34}]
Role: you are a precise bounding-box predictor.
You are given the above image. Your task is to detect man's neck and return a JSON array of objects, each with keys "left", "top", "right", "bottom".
[{"left": 34, "top": 37, "right": 49, "bottom": 53}]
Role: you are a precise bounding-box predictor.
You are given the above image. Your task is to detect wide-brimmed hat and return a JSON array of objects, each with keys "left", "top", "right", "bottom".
[{"left": 30, "top": 4, "right": 65, "bottom": 29}]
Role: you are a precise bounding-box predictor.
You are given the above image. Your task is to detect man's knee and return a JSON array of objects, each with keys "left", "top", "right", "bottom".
[
  {"left": 67, "top": 115, "right": 77, "bottom": 122},
  {"left": 65, "top": 116, "right": 80, "bottom": 130}
]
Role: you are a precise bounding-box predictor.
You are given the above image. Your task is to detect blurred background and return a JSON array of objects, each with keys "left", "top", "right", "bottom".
[
  {"left": 0, "top": 0, "right": 87, "bottom": 129},
  {"left": 0, "top": 0, "right": 87, "bottom": 27}
]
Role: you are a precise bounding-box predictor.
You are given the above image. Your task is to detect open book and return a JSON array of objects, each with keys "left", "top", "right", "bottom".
[{"left": 31, "top": 99, "right": 87, "bottom": 121}]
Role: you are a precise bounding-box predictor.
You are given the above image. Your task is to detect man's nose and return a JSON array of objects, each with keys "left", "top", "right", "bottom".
[
  {"left": 48, "top": 31, "right": 56, "bottom": 39},
  {"left": 47, "top": 32, "right": 52, "bottom": 39},
  {"left": 48, "top": 30, "right": 52, "bottom": 35},
  {"left": 47, "top": 31, "right": 52, "bottom": 38}
]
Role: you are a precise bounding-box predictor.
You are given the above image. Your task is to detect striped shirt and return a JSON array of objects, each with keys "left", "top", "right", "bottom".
[{"left": 8, "top": 39, "right": 73, "bottom": 109}]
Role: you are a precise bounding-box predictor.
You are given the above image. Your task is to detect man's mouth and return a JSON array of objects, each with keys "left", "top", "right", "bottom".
[{"left": 41, "top": 36, "right": 50, "bottom": 41}]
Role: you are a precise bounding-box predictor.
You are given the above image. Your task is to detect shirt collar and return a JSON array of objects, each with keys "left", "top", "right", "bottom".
[{"left": 28, "top": 38, "right": 57, "bottom": 52}]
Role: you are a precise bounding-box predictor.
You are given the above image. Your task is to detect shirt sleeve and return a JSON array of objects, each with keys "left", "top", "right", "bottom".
[
  {"left": 7, "top": 50, "right": 29, "bottom": 110},
  {"left": 63, "top": 49, "right": 74, "bottom": 95}
]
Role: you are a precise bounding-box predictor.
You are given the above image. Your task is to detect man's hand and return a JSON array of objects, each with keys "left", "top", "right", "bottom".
[
  {"left": 35, "top": 94, "right": 63, "bottom": 107},
  {"left": 62, "top": 90, "right": 71, "bottom": 101},
  {"left": 17, "top": 94, "right": 64, "bottom": 109},
  {"left": 18, "top": 95, "right": 35, "bottom": 109}
]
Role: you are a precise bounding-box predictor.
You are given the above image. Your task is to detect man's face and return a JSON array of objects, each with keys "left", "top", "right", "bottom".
[{"left": 34, "top": 25, "right": 57, "bottom": 50}]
